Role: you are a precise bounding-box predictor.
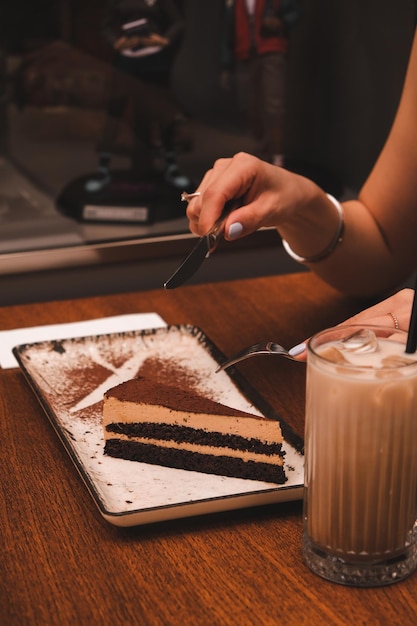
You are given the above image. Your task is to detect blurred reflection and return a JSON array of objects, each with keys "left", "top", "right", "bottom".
[
  {"left": 0, "top": 1, "right": 415, "bottom": 247},
  {"left": 87, "top": 0, "right": 193, "bottom": 194},
  {"left": 1, "top": 1, "right": 279, "bottom": 232},
  {"left": 4, "top": 1, "right": 199, "bottom": 225},
  {"left": 220, "top": 0, "right": 300, "bottom": 167}
]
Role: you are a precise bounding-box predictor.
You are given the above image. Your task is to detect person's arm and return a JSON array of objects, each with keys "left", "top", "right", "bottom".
[
  {"left": 187, "top": 31, "right": 417, "bottom": 299},
  {"left": 186, "top": 153, "right": 395, "bottom": 298}
]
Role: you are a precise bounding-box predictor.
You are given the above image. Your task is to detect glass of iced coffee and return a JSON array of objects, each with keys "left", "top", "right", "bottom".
[{"left": 302, "top": 324, "right": 417, "bottom": 586}]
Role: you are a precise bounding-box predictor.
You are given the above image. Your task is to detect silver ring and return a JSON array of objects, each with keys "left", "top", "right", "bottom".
[
  {"left": 181, "top": 191, "right": 201, "bottom": 202},
  {"left": 388, "top": 312, "right": 400, "bottom": 330}
]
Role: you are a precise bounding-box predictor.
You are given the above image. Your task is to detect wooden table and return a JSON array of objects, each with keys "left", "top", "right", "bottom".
[{"left": 1, "top": 271, "right": 415, "bottom": 625}]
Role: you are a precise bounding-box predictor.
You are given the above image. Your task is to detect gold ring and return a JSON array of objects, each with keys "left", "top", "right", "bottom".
[
  {"left": 181, "top": 191, "right": 200, "bottom": 202},
  {"left": 388, "top": 312, "right": 400, "bottom": 330}
]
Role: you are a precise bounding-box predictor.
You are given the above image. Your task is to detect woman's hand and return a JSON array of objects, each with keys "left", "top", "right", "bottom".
[
  {"left": 339, "top": 289, "right": 414, "bottom": 331},
  {"left": 289, "top": 288, "right": 415, "bottom": 360},
  {"left": 185, "top": 153, "right": 411, "bottom": 299},
  {"left": 186, "top": 152, "right": 316, "bottom": 240}
]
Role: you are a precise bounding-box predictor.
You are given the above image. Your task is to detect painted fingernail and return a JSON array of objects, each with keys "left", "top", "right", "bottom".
[
  {"left": 289, "top": 342, "right": 307, "bottom": 357},
  {"left": 228, "top": 222, "right": 244, "bottom": 239}
]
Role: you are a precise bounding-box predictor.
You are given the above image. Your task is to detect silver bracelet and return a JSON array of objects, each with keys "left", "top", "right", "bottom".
[{"left": 282, "top": 193, "right": 344, "bottom": 263}]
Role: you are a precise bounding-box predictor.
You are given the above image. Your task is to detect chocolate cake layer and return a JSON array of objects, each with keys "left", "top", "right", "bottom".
[
  {"left": 106, "top": 422, "right": 283, "bottom": 454},
  {"left": 103, "top": 376, "right": 286, "bottom": 483},
  {"left": 105, "top": 440, "right": 287, "bottom": 483}
]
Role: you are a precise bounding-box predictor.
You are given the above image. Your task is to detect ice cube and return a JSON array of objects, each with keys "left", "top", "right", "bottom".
[
  {"left": 319, "top": 346, "right": 348, "bottom": 364},
  {"left": 375, "top": 354, "right": 416, "bottom": 378},
  {"left": 340, "top": 329, "right": 379, "bottom": 353},
  {"left": 380, "top": 355, "right": 416, "bottom": 368}
]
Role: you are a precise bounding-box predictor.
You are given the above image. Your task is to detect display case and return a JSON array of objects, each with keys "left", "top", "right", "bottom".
[{"left": 0, "top": 0, "right": 414, "bottom": 305}]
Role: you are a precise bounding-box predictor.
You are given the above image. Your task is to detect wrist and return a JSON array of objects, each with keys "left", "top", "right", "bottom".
[{"left": 282, "top": 194, "right": 344, "bottom": 264}]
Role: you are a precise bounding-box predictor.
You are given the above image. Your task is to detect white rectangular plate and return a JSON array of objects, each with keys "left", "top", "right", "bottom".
[{"left": 13, "top": 325, "right": 304, "bottom": 526}]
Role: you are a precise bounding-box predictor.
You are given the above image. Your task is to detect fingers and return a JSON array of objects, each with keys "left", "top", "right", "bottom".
[
  {"left": 185, "top": 168, "right": 216, "bottom": 234},
  {"left": 288, "top": 342, "right": 308, "bottom": 362},
  {"left": 185, "top": 159, "right": 237, "bottom": 235},
  {"left": 222, "top": 201, "right": 271, "bottom": 240},
  {"left": 186, "top": 153, "right": 278, "bottom": 237},
  {"left": 339, "top": 289, "right": 414, "bottom": 331},
  {"left": 288, "top": 289, "right": 414, "bottom": 362}
]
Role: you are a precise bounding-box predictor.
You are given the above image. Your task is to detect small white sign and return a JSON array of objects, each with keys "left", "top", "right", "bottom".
[{"left": 83, "top": 205, "right": 150, "bottom": 222}]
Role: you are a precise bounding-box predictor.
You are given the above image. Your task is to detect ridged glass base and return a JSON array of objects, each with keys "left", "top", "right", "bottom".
[{"left": 302, "top": 532, "right": 417, "bottom": 587}]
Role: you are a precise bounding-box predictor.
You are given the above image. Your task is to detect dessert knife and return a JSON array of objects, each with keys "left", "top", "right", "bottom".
[{"left": 164, "top": 198, "right": 239, "bottom": 289}]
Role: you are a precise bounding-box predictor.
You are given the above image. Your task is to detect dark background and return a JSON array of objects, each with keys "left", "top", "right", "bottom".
[{"left": 2, "top": 0, "right": 417, "bottom": 192}]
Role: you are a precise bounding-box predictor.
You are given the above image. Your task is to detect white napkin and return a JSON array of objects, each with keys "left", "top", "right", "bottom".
[{"left": 0, "top": 313, "right": 166, "bottom": 369}]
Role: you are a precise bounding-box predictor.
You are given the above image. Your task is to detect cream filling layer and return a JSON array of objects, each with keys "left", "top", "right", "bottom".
[
  {"left": 103, "top": 399, "right": 282, "bottom": 444},
  {"left": 105, "top": 432, "right": 283, "bottom": 466}
]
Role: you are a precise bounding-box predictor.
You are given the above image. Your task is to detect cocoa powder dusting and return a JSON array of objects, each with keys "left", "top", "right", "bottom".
[
  {"left": 106, "top": 377, "right": 257, "bottom": 417},
  {"left": 139, "top": 357, "right": 202, "bottom": 392}
]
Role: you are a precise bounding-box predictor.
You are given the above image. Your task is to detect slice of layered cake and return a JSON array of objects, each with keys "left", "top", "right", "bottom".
[{"left": 103, "top": 377, "right": 286, "bottom": 483}]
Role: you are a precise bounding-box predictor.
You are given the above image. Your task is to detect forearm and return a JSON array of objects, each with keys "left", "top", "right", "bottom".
[
  {"left": 232, "top": 167, "right": 401, "bottom": 298},
  {"left": 275, "top": 184, "right": 397, "bottom": 299},
  {"left": 293, "top": 199, "right": 397, "bottom": 299}
]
